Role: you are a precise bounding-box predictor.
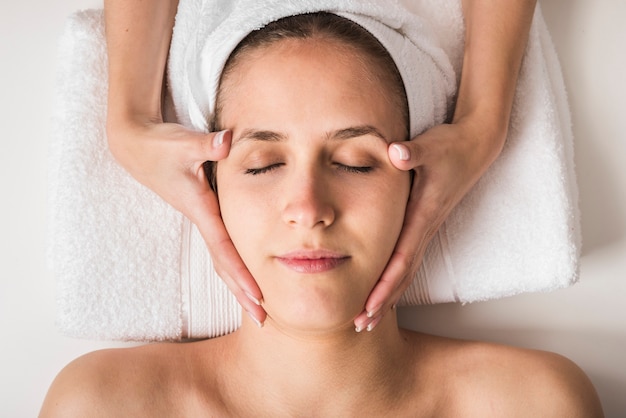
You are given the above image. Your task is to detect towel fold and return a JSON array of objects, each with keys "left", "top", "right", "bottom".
[{"left": 49, "top": 0, "right": 580, "bottom": 341}]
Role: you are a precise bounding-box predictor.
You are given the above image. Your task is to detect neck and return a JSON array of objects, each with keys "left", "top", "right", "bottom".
[{"left": 223, "top": 311, "right": 412, "bottom": 415}]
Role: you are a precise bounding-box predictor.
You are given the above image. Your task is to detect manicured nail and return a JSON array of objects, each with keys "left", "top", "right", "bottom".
[
  {"left": 367, "top": 305, "right": 382, "bottom": 318},
  {"left": 246, "top": 310, "right": 263, "bottom": 328},
  {"left": 392, "top": 143, "right": 410, "bottom": 161},
  {"left": 213, "top": 130, "right": 227, "bottom": 148},
  {"left": 355, "top": 325, "right": 364, "bottom": 333},
  {"left": 366, "top": 316, "right": 382, "bottom": 332},
  {"left": 245, "top": 291, "right": 262, "bottom": 306}
]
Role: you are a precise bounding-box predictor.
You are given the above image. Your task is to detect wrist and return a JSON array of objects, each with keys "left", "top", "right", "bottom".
[
  {"left": 106, "top": 102, "right": 163, "bottom": 139},
  {"left": 105, "top": 109, "right": 159, "bottom": 163},
  {"left": 450, "top": 111, "right": 508, "bottom": 167},
  {"left": 107, "top": 87, "right": 164, "bottom": 124}
]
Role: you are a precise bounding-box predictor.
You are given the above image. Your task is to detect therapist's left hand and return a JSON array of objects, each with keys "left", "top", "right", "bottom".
[{"left": 353, "top": 119, "right": 505, "bottom": 332}]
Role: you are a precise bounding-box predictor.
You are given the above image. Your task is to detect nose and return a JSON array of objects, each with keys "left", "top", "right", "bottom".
[{"left": 281, "top": 171, "right": 335, "bottom": 229}]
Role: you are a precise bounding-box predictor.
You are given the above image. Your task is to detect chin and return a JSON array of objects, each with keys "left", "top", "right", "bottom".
[
  {"left": 250, "top": 260, "right": 381, "bottom": 333},
  {"left": 264, "top": 289, "right": 366, "bottom": 334}
]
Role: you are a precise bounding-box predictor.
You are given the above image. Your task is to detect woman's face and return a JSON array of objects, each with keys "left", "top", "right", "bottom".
[{"left": 216, "top": 37, "right": 410, "bottom": 334}]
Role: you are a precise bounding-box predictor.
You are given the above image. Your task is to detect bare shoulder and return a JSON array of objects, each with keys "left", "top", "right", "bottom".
[
  {"left": 39, "top": 343, "right": 200, "bottom": 417},
  {"left": 405, "top": 332, "right": 603, "bottom": 417},
  {"left": 454, "top": 341, "right": 603, "bottom": 416}
]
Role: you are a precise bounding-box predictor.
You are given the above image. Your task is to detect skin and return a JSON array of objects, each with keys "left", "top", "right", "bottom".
[
  {"left": 41, "top": 37, "right": 603, "bottom": 418},
  {"left": 103, "top": 0, "right": 538, "bottom": 329}
]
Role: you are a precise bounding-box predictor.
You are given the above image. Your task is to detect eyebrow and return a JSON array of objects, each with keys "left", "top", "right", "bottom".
[
  {"left": 233, "top": 125, "right": 388, "bottom": 148},
  {"left": 331, "top": 125, "right": 387, "bottom": 142}
]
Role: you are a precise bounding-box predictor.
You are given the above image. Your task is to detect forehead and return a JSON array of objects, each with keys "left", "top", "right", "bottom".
[
  {"left": 221, "top": 36, "right": 378, "bottom": 90},
  {"left": 216, "top": 37, "right": 406, "bottom": 142}
]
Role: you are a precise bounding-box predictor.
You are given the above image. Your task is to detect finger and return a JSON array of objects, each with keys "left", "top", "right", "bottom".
[
  {"left": 203, "top": 129, "right": 233, "bottom": 161},
  {"left": 354, "top": 239, "right": 428, "bottom": 332},
  {"left": 354, "top": 239, "right": 422, "bottom": 331},
  {"left": 388, "top": 138, "right": 428, "bottom": 171},
  {"left": 363, "top": 192, "right": 429, "bottom": 310},
  {"left": 193, "top": 195, "right": 267, "bottom": 324},
  {"left": 180, "top": 129, "right": 233, "bottom": 167},
  {"left": 356, "top": 176, "right": 444, "bottom": 330},
  {"left": 356, "top": 245, "right": 422, "bottom": 325},
  {"left": 205, "top": 225, "right": 267, "bottom": 324},
  {"left": 388, "top": 123, "right": 454, "bottom": 171},
  {"left": 174, "top": 129, "right": 232, "bottom": 187}
]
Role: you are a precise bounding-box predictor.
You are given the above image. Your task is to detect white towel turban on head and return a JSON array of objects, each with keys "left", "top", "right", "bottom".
[{"left": 169, "top": 0, "right": 456, "bottom": 138}]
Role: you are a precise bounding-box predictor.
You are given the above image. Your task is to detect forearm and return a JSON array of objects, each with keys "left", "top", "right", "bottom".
[
  {"left": 104, "top": 0, "right": 179, "bottom": 126},
  {"left": 455, "top": 0, "right": 537, "bottom": 157}
]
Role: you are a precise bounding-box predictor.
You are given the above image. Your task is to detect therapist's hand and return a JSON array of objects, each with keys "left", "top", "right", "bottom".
[
  {"left": 107, "top": 121, "right": 267, "bottom": 325},
  {"left": 353, "top": 119, "right": 504, "bottom": 331}
]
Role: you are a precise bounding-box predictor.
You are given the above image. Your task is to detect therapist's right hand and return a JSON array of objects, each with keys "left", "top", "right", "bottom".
[{"left": 107, "top": 120, "right": 267, "bottom": 326}]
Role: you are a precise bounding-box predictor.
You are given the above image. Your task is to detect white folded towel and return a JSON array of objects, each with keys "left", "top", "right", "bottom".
[{"left": 49, "top": 0, "right": 580, "bottom": 341}]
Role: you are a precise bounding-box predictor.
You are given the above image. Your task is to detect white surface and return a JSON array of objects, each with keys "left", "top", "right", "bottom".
[{"left": 0, "top": 0, "right": 624, "bottom": 416}]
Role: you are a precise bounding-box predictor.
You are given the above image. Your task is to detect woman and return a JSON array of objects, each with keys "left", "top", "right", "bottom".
[
  {"left": 104, "top": 0, "right": 538, "bottom": 330},
  {"left": 41, "top": 13, "right": 602, "bottom": 416}
]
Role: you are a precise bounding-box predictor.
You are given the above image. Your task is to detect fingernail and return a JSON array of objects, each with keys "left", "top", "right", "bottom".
[
  {"left": 392, "top": 143, "right": 410, "bottom": 161},
  {"left": 246, "top": 310, "right": 263, "bottom": 328},
  {"left": 355, "top": 316, "right": 368, "bottom": 333},
  {"left": 245, "top": 291, "right": 262, "bottom": 306},
  {"left": 367, "top": 316, "right": 382, "bottom": 332},
  {"left": 367, "top": 305, "right": 382, "bottom": 318},
  {"left": 213, "top": 130, "right": 227, "bottom": 148}
]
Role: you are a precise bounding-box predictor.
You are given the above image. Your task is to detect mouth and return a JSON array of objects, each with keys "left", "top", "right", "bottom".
[{"left": 275, "top": 250, "right": 350, "bottom": 274}]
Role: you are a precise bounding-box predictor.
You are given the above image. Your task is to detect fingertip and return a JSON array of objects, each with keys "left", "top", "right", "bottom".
[
  {"left": 389, "top": 143, "right": 414, "bottom": 170},
  {"left": 205, "top": 130, "right": 232, "bottom": 163},
  {"left": 240, "top": 295, "right": 267, "bottom": 324},
  {"left": 212, "top": 130, "right": 225, "bottom": 148},
  {"left": 211, "top": 129, "right": 232, "bottom": 149},
  {"left": 244, "top": 291, "right": 263, "bottom": 306},
  {"left": 366, "top": 304, "right": 382, "bottom": 318},
  {"left": 391, "top": 143, "right": 410, "bottom": 161},
  {"left": 366, "top": 315, "right": 383, "bottom": 332},
  {"left": 245, "top": 309, "right": 264, "bottom": 328},
  {"left": 353, "top": 310, "right": 369, "bottom": 332}
]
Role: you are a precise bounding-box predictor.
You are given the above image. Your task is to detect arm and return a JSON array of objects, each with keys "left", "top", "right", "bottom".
[
  {"left": 104, "top": 0, "right": 266, "bottom": 324},
  {"left": 104, "top": 0, "right": 177, "bottom": 127},
  {"left": 355, "top": 0, "right": 537, "bottom": 330},
  {"left": 454, "top": 0, "right": 537, "bottom": 153}
]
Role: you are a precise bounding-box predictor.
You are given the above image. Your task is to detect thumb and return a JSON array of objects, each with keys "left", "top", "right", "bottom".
[
  {"left": 182, "top": 129, "right": 232, "bottom": 185},
  {"left": 204, "top": 129, "right": 232, "bottom": 161},
  {"left": 388, "top": 124, "right": 450, "bottom": 170},
  {"left": 181, "top": 128, "right": 233, "bottom": 163},
  {"left": 388, "top": 140, "right": 425, "bottom": 171}
]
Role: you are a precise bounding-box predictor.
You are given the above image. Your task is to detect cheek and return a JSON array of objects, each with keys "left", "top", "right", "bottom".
[
  {"left": 216, "top": 173, "right": 266, "bottom": 263},
  {"left": 218, "top": 192, "right": 271, "bottom": 286},
  {"left": 344, "top": 172, "right": 411, "bottom": 278}
]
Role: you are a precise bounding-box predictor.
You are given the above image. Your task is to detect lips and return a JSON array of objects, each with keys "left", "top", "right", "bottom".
[{"left": 276, "top": 250, "right": 350, "bottom": 274}]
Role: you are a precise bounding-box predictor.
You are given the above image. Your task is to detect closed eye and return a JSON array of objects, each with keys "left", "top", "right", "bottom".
[
  {"left": 335, "top": 163, "right": 373, "bottom": 174},
  {"left": 245, "top": 163, "right": 373, "bottom": 175},
  {"left": 244, "top": 163, "right": 284, "bottom": 175}
]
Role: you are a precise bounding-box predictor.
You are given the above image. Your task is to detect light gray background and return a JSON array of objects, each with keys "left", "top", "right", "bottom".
[{"left": 1, "top": 1, "right": 624, "bottom": 416}]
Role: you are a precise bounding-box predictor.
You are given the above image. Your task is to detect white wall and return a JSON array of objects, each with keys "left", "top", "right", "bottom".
[{"left": 0, "top": 1, "right": 623, "bottom": 416}]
